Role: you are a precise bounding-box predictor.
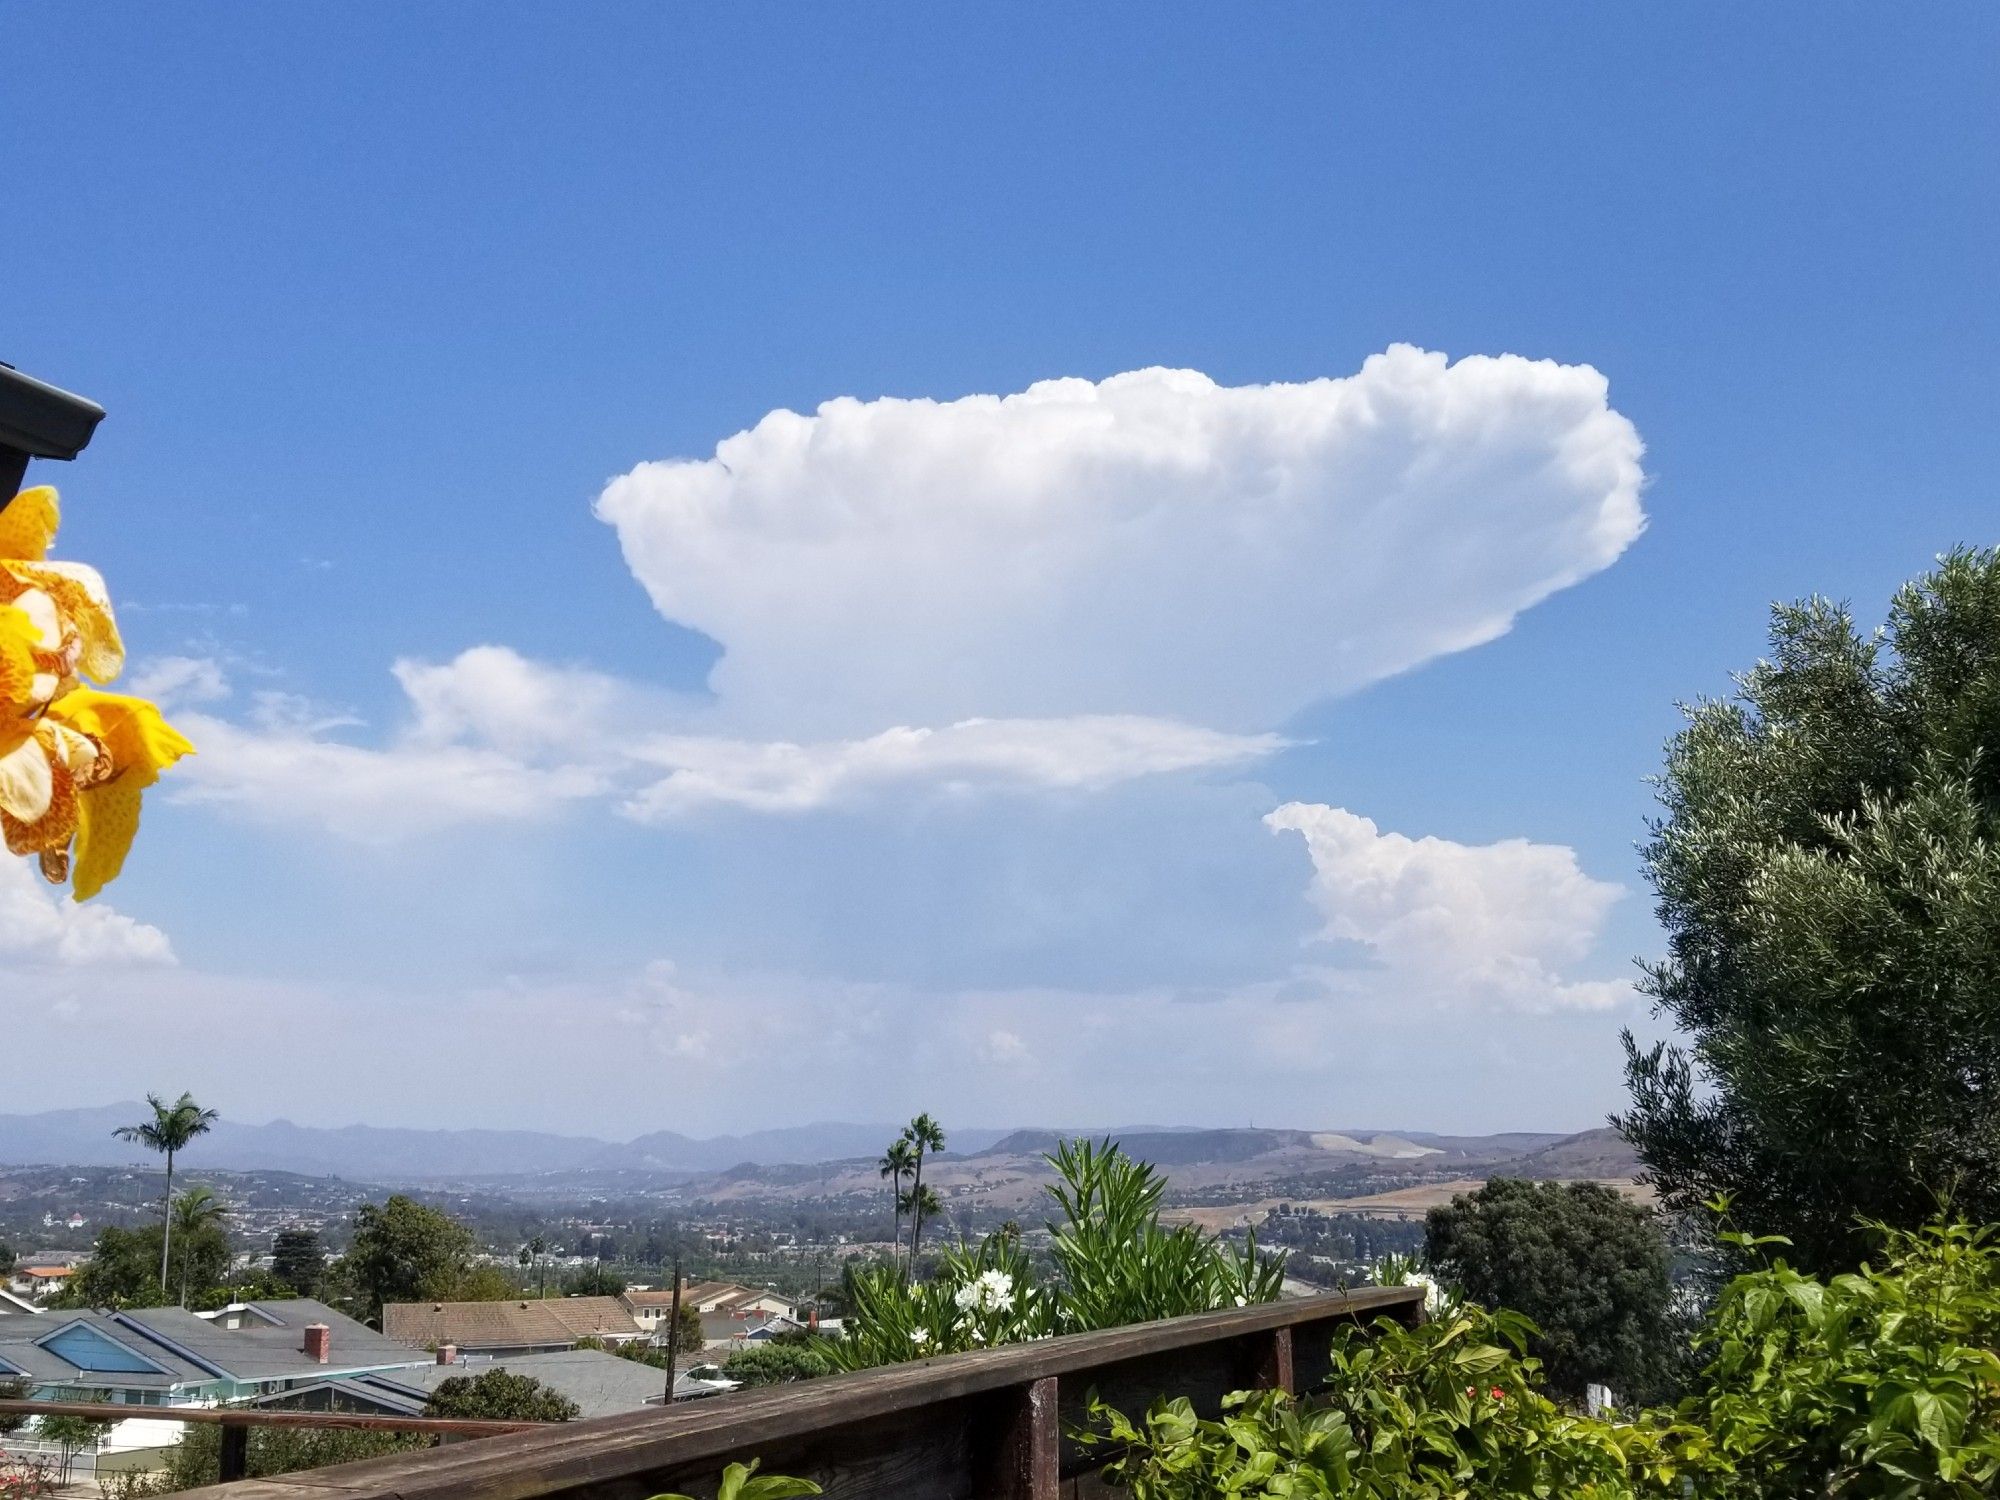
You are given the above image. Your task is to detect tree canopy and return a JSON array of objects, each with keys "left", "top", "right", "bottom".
[
  {"left": 423, "top": 1370, "right": 579, "bottom": 1423},
  {"left": 341, "top": 1195, "right": 478, "bottom": 1322},
  {"left": 1425, "top": 1178, "right": 1684, "bottom": 1403},
  {"left": 1620, "top": 547, "right": 2000, "bottom": 1271},
  {"left": 271, "top": 1228, "right": 325, "bottom": 1298}
]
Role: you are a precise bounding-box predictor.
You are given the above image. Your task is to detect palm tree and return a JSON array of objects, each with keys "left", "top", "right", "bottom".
[
  {"left": 904, "top": 1113, "right": 946, "bottom": 1265},
  {"left": 878, "top": 1138, "right": 916, "bottom": 1260},
  {"left": 529, "top": 1235, "right": 548, "bottom": 1297},
  {"left": 168, "top": 1187, "right": 225, "bottom": 1306},
  {"left": 112, "top": 1092, "right": 218, "bottom": 1294}
]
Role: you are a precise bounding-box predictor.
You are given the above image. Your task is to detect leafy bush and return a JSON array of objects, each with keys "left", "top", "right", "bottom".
[
  {"left": 423, "top": 1370, "right": 580, "bottom": 1423},
  {"left": 720, "top": 1343, "right": 834, "bottom": 1386},
  {"left": 1670, "top": 1217, "right": 2000, "bottom": 1496},
  {"left": 825, "top": 1140, "right": 1282, "bottom": 1371},
  {"left": 1079, "top": 1302, "right": 1680, "bottom": 1499},
  {"left": 647, "top": 1460, "right": 819, "bottom": 1500},
  {"left": 1085, "top": 1216, "right": 2000, "bottom": 1499}
]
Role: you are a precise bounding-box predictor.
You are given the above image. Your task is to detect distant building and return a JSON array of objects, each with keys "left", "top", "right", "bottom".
[
  {"left": 621, "top": 1282, "right": 791, "bottom": 1341},
  {"left": 381, "top": 1297, "right": 645, "bottom": 1357}
]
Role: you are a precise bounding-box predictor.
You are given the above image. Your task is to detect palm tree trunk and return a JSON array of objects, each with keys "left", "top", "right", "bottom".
[
  {"left": 158, "top": 1148, "right": 175, "bottom": 1293},
  {"left": 910, "top": 1151, "right": 924, "bottom": 1266}
]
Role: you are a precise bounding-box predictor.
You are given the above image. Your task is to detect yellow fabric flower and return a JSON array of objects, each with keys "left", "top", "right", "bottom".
[{"left": 0, "top": 485, "right": 190, "bottom": 898}]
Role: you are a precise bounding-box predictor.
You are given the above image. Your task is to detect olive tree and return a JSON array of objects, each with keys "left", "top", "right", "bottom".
[{"left": 1618, "top": 547, "right": 2000, "bottom": 1271}]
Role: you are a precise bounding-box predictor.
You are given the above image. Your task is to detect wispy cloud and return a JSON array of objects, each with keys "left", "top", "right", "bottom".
[{"left": 158, "top": 648, "right": 1281, "bottom": 838}]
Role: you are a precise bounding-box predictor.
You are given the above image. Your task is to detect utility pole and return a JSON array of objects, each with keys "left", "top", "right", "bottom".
[{"left": 662, "top": 1252, "right": 683, "bottom": 1407}]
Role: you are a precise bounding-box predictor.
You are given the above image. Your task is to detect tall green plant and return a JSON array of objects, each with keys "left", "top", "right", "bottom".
[
  {"left": 824, "top": 1139, "right": 1283, "bottom": 1372},
  {"left": 112, "top": 1092, "right": 218, "bottom": 1294},
  {"left": 1048, "top": 1138, "right": 1284, "bottom": 1331}
]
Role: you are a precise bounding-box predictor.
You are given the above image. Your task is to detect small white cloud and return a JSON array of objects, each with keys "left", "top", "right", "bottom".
[
  {"left": 599, "top": 346, "right": 1645, "bottom": 735},
  {"left": 0, "top": 857, "right": 175, "bottom": 968},
  {"left": 1265, "top": 802, "right": 1629, "bottom": 1012},
  {"left": 978, "top": 1028, "right": 1033, "bottom": 1067},
  {"left": 127, "top": 655, "right": 231, "bottom": 707}
]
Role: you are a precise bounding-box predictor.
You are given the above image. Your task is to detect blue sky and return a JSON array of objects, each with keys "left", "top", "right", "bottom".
[{"left": 3, "top": 4, "right": 1994, "bottom": 1138}]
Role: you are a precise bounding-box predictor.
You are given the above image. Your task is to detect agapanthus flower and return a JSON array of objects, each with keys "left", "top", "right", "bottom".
[{"left": 0, "top": 487, "right": 191, "bottom": 898}]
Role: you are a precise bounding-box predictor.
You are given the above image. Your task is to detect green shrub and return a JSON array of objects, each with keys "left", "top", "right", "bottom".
[{"left": 1084, "top": 1216, "right": 2000, "bottom": 1499}]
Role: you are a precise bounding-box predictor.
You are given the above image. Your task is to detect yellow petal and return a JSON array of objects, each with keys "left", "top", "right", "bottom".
[
  {"left": 0, "top": 486, "right": 60, "bottom": 562},
  {"left": 48, "top": 689, "right": 193, "bottom": 786},
  {"left": 72, "top": 776, "right": 144, "bottom": 901}
]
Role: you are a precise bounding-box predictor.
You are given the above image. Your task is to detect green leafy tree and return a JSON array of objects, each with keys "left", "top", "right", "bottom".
[
  {"left": 270, "top": 1228, "right": 325, "bottom": 1298},
  {"left": 339, "top": 1195, "right": 477, "bottom": 1323},
  {"left": 0, "top": 1240, "right": 14, "bottom": 1275},
  {"left": 0, "top": 1376, "right": 27, "bottom": 1436},
  {"left": 563, "top": 1264, "right": 626, "bottom": 1297},
  {"left": 1618, "top": 548, "right": 2000, "bottom": 1271},
  {"left": 111, "top": 1092, "right": 218, "bottom": 1293},
  {"left": 423, "top": 1370, "right": 579, "bottom": 1423},
  {"left": 1425, "top": 1178, "right": 1685, "bottom": 1404},
  {"left": 57, "top": 1221, "right": 225, "bottom": 1309},
  {"left": 37, "top": 1394, "right": 115, "bottom": 1485},
  {"left": 902, "top": 1114, "right": 945, "bottom": 1263},
  {"left": 450, "top": 1263, "right": 523, "bottom": 1302}
]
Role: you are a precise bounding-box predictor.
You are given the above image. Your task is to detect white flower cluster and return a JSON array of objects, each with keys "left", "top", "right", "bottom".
[
  {"left": 1403, "top": 1270, "right": 1445, "bottom": 1313},
  {"left": 953, "top": 1268, "right": 1017, "bottom": 1316}
]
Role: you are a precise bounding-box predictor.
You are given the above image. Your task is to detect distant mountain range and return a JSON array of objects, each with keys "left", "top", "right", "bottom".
[{"left": 0, "top": 1105, "right": 1636, "bottom": 1187}]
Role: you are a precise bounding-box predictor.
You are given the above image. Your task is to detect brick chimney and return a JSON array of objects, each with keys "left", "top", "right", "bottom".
[
  {"left": 302, "top": 1323, "right": 331, "bottom": 1364},
  {"left": 436, "top": 1343, "right": 459, "bottom": 1366}
]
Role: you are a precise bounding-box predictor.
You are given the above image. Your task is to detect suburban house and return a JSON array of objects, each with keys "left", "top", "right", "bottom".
[
  {"left": 256, "top": 1346, "right": 736, "bottom": 1418},
  {"left": 621, "top": 1282, "right": 792, "bottom": 1343},
  {"left": 381, "top": 1297, "right": 644, "bottom": 1357},
  {"left": 8, "top": 1265, "right": 76, "bottom": 1299}
]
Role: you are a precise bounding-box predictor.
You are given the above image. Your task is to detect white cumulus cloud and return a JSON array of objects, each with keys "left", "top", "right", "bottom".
[
  {"left": 598, "top": 345, "right": 1645, "bottom": 735},
  {"left": 0, "top": 857, "right": 175, "bottom": 967},
  {"left": 1265, "top": 801, "right": 1629, "bottom": 1012}
]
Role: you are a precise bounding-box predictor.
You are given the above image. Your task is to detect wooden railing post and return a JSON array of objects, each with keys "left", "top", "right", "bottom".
[
  {"left": 1251, "top": 1326, "right": 1295, "bottom": 1396},
  {"left": 217, "top": 1422, "right": 250, "bottom": 1484},
  {"left": 980, "top": 1375, "right": 1057, "bottom": 1500}
]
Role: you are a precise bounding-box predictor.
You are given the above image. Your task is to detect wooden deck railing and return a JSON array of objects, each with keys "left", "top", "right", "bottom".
[{"left": 133, "top": 1285, "right": 1422, "bottom": 1500}]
